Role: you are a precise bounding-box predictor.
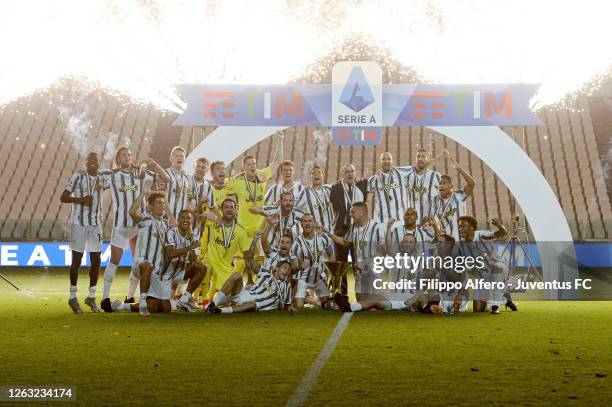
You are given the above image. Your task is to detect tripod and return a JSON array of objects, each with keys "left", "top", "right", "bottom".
[
  {"left": 498, "top": 214, "right": 542, "bottom": 292},
  {"left": 0, "top": 272, "right": 20, "bottom": 291}
]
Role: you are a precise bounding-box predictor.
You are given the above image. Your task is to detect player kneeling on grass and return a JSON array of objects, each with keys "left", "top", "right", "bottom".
[
  {"left": 290, "top": 214, "right": 336, "bottom": 310},
  {"left": 207, "top": 240, "right": 291, "bottom": 314},
  {"left": 162, "top": 210, "right": 205, "bottom": 312},
  {"left": 110, "top": 183, "right": 172, "bottom": 315}
]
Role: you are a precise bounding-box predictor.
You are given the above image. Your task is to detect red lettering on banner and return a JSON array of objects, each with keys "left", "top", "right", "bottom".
[
  {"left": 484, "top": 92, "right": 512, "bottom": 118},
  {"left": 275, "top": 92, "right": 303, "bottom": 119}
]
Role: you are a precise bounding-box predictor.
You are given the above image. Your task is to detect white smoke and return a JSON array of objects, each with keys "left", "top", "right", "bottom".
[{"left": 58, "top": 107, "right": 96, "bottom": 157}]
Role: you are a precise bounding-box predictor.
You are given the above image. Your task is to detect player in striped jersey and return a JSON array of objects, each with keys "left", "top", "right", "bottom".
[
  {"left": 324, "top": 201, "right": 386, "bottom": 301},
  {"left": 384, "top": 208, "right": 439, "bottom": 306},
  {"left": 207, "top": 262, "right": 291, "bottom": 314},
  {"left": 431, "top": 155, "right": 475, "bottom": 240},
  {"left": 60, "top": 152, "right": 110, "bottom": 314},
  {"left": 367, "top": 152, "right": 414, "bottom": 223},
  {"left": 264, "top": 160, "right": 304, "bottom": 205},
  {"left": 207, "top": 254, "right": 291, "bottom": 314},
  {"left": 435, "top": 234, "right": 470, "bottom": 314},
  {"left": 386, "top": 208, "right": 438, "bottom": 251},
  {"left": 290, "top": 213, "right": 335, "bottom": 310},
  {"left": 404, "top": 149, "right": 445, "bottom": 224},
  {"left": 259, "top": 191, "right": 304, "bottom": 250},
  {"left": 100, "top": 147, "right": 170, "bottom": 312},
  {"left": 188, "top": 157, "right": 219, "bottom": 237},
  {"left": 122, "top": 186, "right": 173, "bottom": 315},
  {"left": 259, "top": 220, "right": 297, "bottom": 306},
  {"left": 456, "top": 216, "right": 508, "bottom": 314},
  {"left": 295, "top": 165, "right": 334, "bottom": 233},
  {"left": 165, "top": 146, "right": 192, "bottom": 221},
  {"left": 161, "top": 210, "right": 205, "bottom": 312}
]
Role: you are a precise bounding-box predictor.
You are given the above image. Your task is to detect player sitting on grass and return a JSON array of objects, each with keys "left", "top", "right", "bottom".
[
  {"left": 162, "top": 210, "right": 206, "bottom": 312},
  {"left": 290, "top": 214, "right": 336, "bottom": 310},
  {"left": 110, "top": 182, "right": 173, "bottom": 315},
  {"left": 457, "top": 216, "right": 508, "bottom": 314},
  {"left": 207, "top": 232, "right": 290, "bottom": 314}
]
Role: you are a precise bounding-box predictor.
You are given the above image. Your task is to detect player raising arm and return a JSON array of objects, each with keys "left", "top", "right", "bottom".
[
  {"left": 264, "top": 159, "right": 304, "bottom": 205},
  {"left": 431, "top": 153, "right": 476, "bottom": 241},
  {"left": 100, "top": 147, "right": 169, "bottom": 312}
]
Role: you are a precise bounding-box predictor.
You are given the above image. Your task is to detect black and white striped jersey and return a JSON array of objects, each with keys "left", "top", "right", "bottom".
[
  {"left": 291, "top": 233, "right": 333, "bottom": 284},
  {"left": 104, "top": 168, "right": 156, "bottom": 228},
  {"left": 387, "top": 221, "right": 436, "bottom": 254},
  {"left": 431, "top": 190, "right": 468, "bottom": 241},
  {"left": 188, "top": 175, "right": 216, "bottom": 237},
  {"left": 344, "top": 220, "right": 386, "bottom": 263},
  {"left": 159, "top": 227, "right": 199, "bottom": 281},
  {"left": 367, "top": 167, "right": 413, "bottom": 223},
  {"left": 264, "top": 182, "right": 304, "bottom": 205},
  {"left": 133, "top": 215, "right": 170, "bottom": 271},
  {"left": 455, "top": 230, "right": 497, "bottom": 276},
  {"left": 165, "top": 167, "right": 191, "bottom": 220},
  {"left": 262, "top": 205, "right": 304, "bottom": 249},
  {"left": 405, "top": 168, "right": 441, "bottom": 224},
  {"left": 295, "top": 185, "right": 334, "bottom": 232},
  {"left": 248, "top": 268, "right": 290, "bottom": 311},
  {"left": 65, "top": 170, "right": 110, "bottom": 226}
]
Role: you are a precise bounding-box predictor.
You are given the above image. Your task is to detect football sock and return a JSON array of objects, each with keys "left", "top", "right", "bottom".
[
  {"left": 139, "top": 293, "right": 147, "bottom": 309},
  {"left": 179, "top": 292, "right": 192, "bottom": 303},
  {"left": 117, "top": 303, "right": 131, "bottom": 311},
  {"left": 221, "top": 307, "right": 233, "bottom": 314},
  {"left": 213, "top": 292, "right": 228, "bottom": 306},
  {"left": 350, "top": 303, "right": 362, "bottom": 312},
  {"left": 128, "top": 271, "right": 139, "bottom": 299},
  {"left": 102, "top": 263, "right": 118, "bottom": 299},
  {"left": 69, "top": 285, "right": 77, "bottom": 300},
  {"left": 88, "top": 285, "right": 96, "bottom": 299},
  {"left": 389, "top": 301, "right": 408, "bottom": 310}
]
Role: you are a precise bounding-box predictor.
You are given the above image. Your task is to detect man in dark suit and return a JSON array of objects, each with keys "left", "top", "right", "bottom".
[{"left": 329, "top": 164, "right": 368, "bottom": 299}]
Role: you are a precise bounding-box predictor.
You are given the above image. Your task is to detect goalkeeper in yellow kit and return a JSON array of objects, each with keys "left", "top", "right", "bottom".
[
  {"left": 199, "top": 198, "right": 252, "bottom": 300},
  {"left": 225, "top": 131, "right": 284, "bottom": 272}
]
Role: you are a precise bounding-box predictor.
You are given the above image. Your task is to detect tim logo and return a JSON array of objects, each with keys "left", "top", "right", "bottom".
[{"left": 332, "top": 62, "right": 383, "bottom": 146}]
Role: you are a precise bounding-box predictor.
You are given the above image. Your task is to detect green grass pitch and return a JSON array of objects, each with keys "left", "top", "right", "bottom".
[{"left": 0, "top": 268, "right": 610, "bottom": 406}]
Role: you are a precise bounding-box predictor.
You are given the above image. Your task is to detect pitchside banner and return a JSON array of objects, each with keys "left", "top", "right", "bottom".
[
  {"left": 0, "top": 243, "right": 131, "bottom": 267},
  {"left": 174, "top": 61, "right": 541, "bottom": 145},
  {"left": 0, "top": 242, "right": 609, "bottom": 268}
]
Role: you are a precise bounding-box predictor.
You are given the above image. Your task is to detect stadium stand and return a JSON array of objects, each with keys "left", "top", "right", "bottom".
[{"left": 0, "top": 81, "right": 609, "bottom": 242}]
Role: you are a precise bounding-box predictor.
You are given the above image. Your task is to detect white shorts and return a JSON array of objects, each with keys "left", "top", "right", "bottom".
[
  {"left": 149, "top": 272, "right": 172, "bottom": 300},
  {"left": 70, "top": 224, "right": 103, "bottom": 253},
  {"left": 295, "top": 279, "right": 330, "bottom": 299},
  {"left": 110, "top": 226, "right": 138, "bottom": 250},
  {"left": 172, "top": 269, "right": 186, "bottom": 284},
  {"left": 231, "top": 288, "right": 254, "bottom": 306}
]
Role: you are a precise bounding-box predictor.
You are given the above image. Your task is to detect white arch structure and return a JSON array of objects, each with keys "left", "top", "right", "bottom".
[{"left": 186, "top": 126, "right": 579, "bottom": 299}]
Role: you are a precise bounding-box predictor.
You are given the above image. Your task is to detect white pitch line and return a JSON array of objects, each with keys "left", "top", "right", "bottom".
[{"left": 286, "top": 313, "right": 353, "bottom": 407}]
